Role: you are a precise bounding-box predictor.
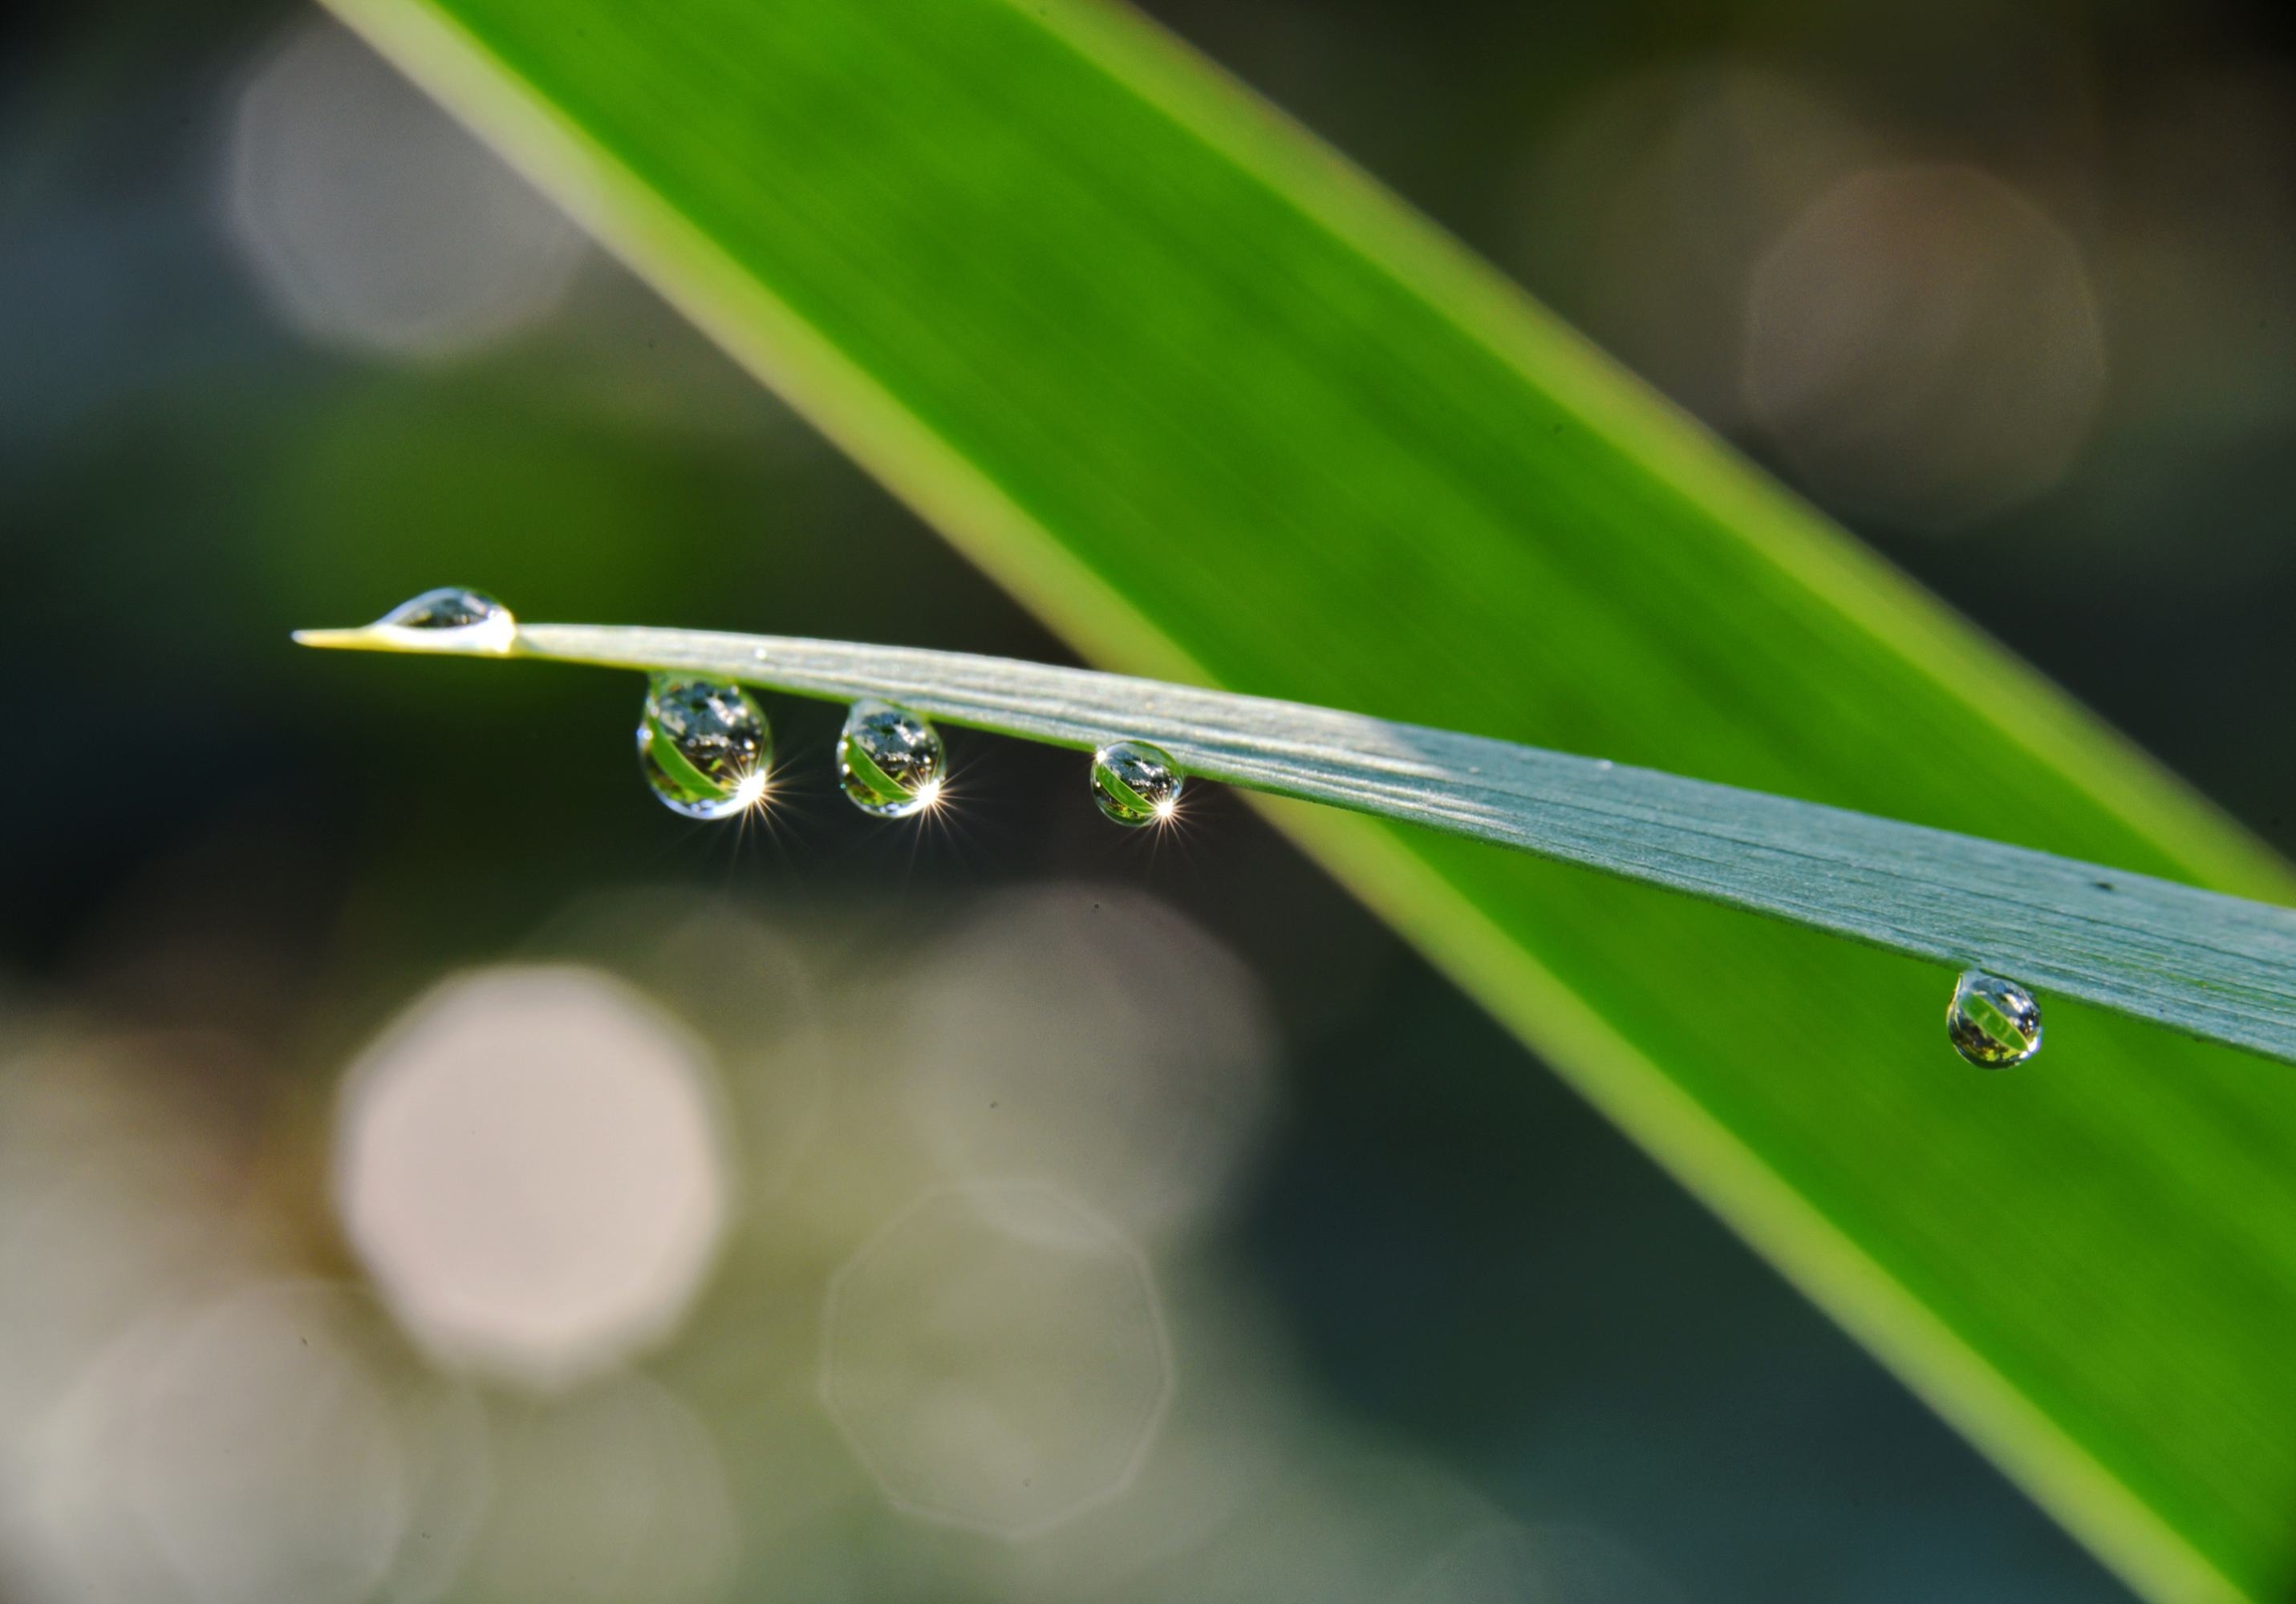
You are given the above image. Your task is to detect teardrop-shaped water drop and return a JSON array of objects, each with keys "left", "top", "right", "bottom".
[
  {"left": 1946, "top": 970, "right": 2042, "bottom": 1067},
  {"left": 1090, "top": 740, "right": 1182, "bottom": 827},
  {"left": 837, "top": 699, "right": 946, "bottom": 819},
  {"left": 637, "top": 674, "right": 772, "bottom": 820},
  {"left": 371, "top": 587, "right": 516, "bottom": 653}
]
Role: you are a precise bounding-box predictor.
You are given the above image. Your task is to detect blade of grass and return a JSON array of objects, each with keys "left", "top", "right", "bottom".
[
  {"left": 302, "top": 618, "right": 2296, "bottom": 1067},
  {"left": 312, "top": 0, "right": 2296, "bottom": 1597}
]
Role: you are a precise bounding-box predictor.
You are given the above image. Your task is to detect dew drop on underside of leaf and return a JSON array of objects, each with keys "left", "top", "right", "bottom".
[
  {"left": 836, "top": 699, "right": 946, "bottom": 819},
  {"left": 1090, "top": 740, "right": 1182, "bottom": 827},
  {"left": 371, "top": 586, "right": 515, "bottom": 652},
  {"left": 637, "top": 674, "right": 773, "bottom": 820},
  {"left": 1947, "top": 970, "right": 2042, "bottom": 1067}
]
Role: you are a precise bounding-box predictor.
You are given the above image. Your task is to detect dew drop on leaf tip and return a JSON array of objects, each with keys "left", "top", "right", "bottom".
[
  {"left": 838, "top": 699, "right": 946, "bottom": 818},
  {"left": 371, "top": 586, "right": 516, "bottom": 652},
  {"left": 1091, "top": 740, "right": 1183, "bottom": 827},
  {"left": 1947, "top": 970, "right": 2042, "bottom": 1067},
  {"left": 637, "top": 673, "right": 773, "bottom": 820}
]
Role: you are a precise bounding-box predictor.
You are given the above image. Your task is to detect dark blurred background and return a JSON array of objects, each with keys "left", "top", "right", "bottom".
[{"left": 4, "top": 1, "right": 2292, "bottom": 1599}]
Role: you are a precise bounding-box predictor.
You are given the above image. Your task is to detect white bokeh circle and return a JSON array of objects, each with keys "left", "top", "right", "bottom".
[
  {"left": 898, "top": 884, "right": 1279, "bottom": 1243},
  {"left": 334, "top": 965, "right": 731, "bottom": 1389},
  {"left": 1744, "top": 162, "right": 2106, "bottom": 530},
  {"left": 821, "top": 1181, "right": 1172, "bottom": 1540},
  {"left": 222, "top": 14, "right": 585, "bottom": 361}
]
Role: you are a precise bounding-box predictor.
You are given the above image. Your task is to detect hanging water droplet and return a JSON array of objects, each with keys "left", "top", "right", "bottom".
[
  {"left": 371, "top": 586, "right": 515, "bottom": 652},
  {"left": 836, "top": 699, "right": 946, "bottom": 818},
  {"left": 1946, "top": 970, "right": 2042, "bottom": 1067},
  {"left": 1089, "top": 740, "right": 1182, "bottom": 827},
  {"left": 636, "top": 674, "right": 772, "bottom": 820}
]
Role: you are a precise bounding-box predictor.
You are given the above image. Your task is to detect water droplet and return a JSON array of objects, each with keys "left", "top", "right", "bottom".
[
  {"left": 637, "top": 674, "right": 771, "bottom": 820},
  {"left": 1947, "top": 970, "right": 2042, "bottom": 1067},
  {"left": 1090, "top": 741, "right": 1182, "bottom": 827},
  {"left": 837, "top": 699, "right": 945, "bottom": 818},
  {"left": 372, "top": 586, "right": 515, "bottom": 652}
]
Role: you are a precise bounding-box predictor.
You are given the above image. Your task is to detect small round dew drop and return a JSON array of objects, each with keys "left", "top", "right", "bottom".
[
  {"left": 836, "top": 699, "right": 947, "bottom": 819},
  {"left": 1947, "top": 969, "right": 2042, "bottom": 1068},
  {"left": 1090, "top": 740, "right": 1183, "bottom": 828},
  {"left": 636, "top": 674, "right": 773, "bottom": 820},
  {"left": 371, "top": 585, "right": 516, "bottom": 653}
]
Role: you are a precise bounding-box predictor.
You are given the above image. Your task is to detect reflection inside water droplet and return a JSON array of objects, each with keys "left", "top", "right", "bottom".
[
  {"left": 371, "top": 586, "right": 515, "bottom": 652},
  {"left": 1947, "top": 970, "right": 2042, "bottom": 1067},
  {"left": 1090, "top": 741, "right": 1183, "bottom": 827},
  {"left": 837, "top": 699, "right": 946, "bottom": 818},
  {"left": 637, "top": 674, "right": 772, "bottom": 820}
]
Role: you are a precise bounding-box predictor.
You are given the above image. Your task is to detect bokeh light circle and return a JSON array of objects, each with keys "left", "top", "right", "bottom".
[
  {"left": 821, "top": 1181, "right": 1173, "bottom": 1539},
  {"left": 334, "top": 965, "right": 731, "bottom": 1389},
  {"left": 897, "top": 884, "right": 1280, "bottom": 1244},
  {"left": 1744, "top": 162, "right": 2106, "bottom": 530},
  {"left": 223, "top": 14, "right": 585, "bottom": 362}
]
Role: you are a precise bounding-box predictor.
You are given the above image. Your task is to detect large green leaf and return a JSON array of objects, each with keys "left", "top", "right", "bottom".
[{"left": 319, "top": 0, "right": 2296, "bottom": 1597}]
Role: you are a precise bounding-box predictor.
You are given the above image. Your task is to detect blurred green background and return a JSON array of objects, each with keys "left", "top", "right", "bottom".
[{"left": 5, "top": 0, "right": 2294, "bottom": 1599}]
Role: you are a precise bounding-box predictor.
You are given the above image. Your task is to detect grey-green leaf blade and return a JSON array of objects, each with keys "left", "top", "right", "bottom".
[{"left": 325, "top": 620, "right": 2296, "bottom": 1063}]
